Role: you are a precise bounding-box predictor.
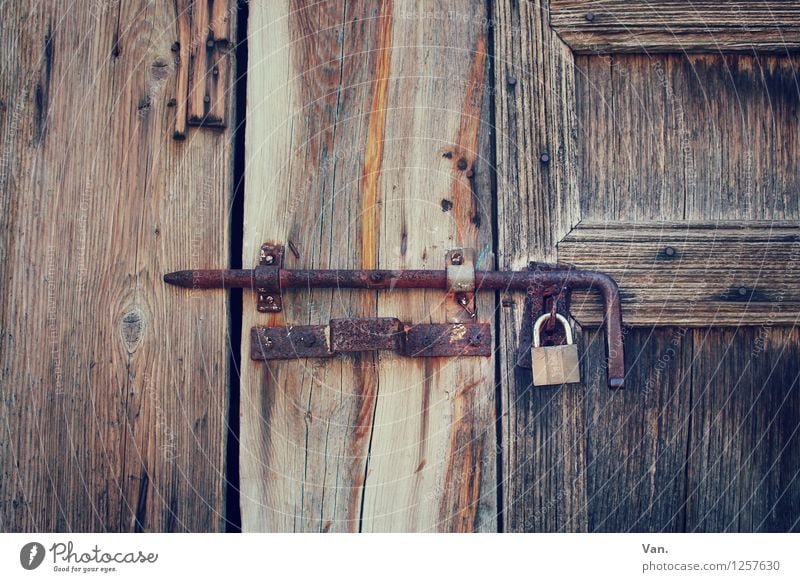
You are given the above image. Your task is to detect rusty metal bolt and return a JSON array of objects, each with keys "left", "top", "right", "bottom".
[
  {"left": 370, "top": 272, "right": 384, "bottom": 282},
  {"left": 265, "top": 296, "right": 275, "bottom": 304},
  {"left": 263, "top": 336, "right": 273, "bottom": 349},
  {"left": 458, "top": 295, "right": 469, "bottom": 306},
  {"left": 451, "top": 251, "right": 464, "bottom": 265},
  {"left": 264, "top": 254, "right": 275, "bottom": 265},
  {"left": 468, "top": 332, "right": 482, "bottom": 347}
]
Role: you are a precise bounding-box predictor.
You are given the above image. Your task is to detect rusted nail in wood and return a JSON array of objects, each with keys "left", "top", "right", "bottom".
[
  {"left": 288, "top": 240, "right": 300, "bottom": 259},
  {"left": 457, "top": 158, "right": 468, "bottom": 171},
  {"left": 441, "top": 199, "right": 453, "bottom": 212},
  {"left": 540, "top": 153, "right": 550, "bottom": 164}
]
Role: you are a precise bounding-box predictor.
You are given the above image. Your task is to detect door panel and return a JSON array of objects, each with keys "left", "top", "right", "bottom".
[
  {"left": 494, "top": 0, "right": 799, "bottom": 532},
  {"left": 241, "top": 0, "right": 496, "bottom": 532},
  {"left": 0, "top": 1, "right": 232, "bottom": 531}
]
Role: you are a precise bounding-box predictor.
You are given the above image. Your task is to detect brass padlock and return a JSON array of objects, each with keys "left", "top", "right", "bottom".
[{"left": 531, "top": 313, "right": 581, "bottom": 386}]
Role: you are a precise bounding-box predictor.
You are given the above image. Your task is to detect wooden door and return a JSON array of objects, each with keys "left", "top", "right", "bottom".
[{"left": 492, "top": 0, "right": 800, "bottom": 531}]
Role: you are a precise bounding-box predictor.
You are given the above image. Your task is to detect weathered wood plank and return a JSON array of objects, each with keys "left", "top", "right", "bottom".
[
  {"left": 361, "top": 1, "right": 496, "bottom": 532},
  {"left": 493, "top": 0, "right": 587, "bottom": 531},
  {"left": 551, "top": 0, "right": 800, "bottom": 53},
  {"left": 241, "top": 0, "right": 496, "bottom": 532},
  {"left": 583, "top": 327, "right": 692, "bottom": 531},
  {"left": 560, "top": 223, "right": 800, "bottom": 326},
  {"left": 686, "top": 327, "right": 800, "bottom": 532},
  {"left": 0, "top": 1, "right": 232, "bottom": 531}
]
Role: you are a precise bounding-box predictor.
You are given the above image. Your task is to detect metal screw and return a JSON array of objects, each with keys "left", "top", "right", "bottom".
[
  {"left": 204, "top": 95, "right": 211, "bottom": 103},
  {"left": 207, "top": 39, "right": 215, "bottom": 48},
  {"left": 507, "top": 75, "right": 517, "bottom": 87},
  {"left": 265, "top": 296, "right": 275, "bottom": 304},
  {"left": 451, "top": 252, "right": 464, "bottom": 265},
  {"left": 739, "top": 287, "right": 748, "bottom": 296},
  {"left": 540, "top": 153, "right": 550, "bottom": 164},
  {"left": 469, "top": 333, "right": 482, "bottom": 347},
  {"left": 263, "top": 336, "right": 273, "bottom": 349},
  {"left": 264, "top": 254, "right": 275, "bottom": 265},
  {"left": 213, "top": 66, "right": 219, "bottom": 76},
  {"left": 665, "top": 247, "right": 676, "bottom": 257},
  {"left": 457, "top": 158, "right": 468, "bottom": 171},
  {"left": 458, "top": 295, "right": 469, "bottom": 306},
  {"left": 370, "top": 272, "right": 384, "bottom": 282},
  {"left": 586, "top": 12, "right": 595, "bottom": 22}
]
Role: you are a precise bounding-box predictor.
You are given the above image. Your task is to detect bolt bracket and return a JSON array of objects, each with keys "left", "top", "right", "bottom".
[{"left": 256, "top": 242, "right": 284, "bottom": 313}]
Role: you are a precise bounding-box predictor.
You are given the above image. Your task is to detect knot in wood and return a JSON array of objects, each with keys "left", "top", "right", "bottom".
[{"left": 120, "top": 308, "right": 146, "bottom": 353}]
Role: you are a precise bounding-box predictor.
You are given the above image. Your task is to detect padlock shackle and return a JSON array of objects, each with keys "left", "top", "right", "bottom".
[{"left": 532, "top": 313, "right": 573, "bottom": 347}]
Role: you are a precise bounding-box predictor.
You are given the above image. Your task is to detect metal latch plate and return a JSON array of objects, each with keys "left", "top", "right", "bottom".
[{"left": 251, "top": 320, "right": 492, "bottom": 360}]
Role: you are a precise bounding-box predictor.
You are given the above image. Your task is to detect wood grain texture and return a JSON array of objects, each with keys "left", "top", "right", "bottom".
[
  {"left": 551, "top": 0, "right": 800, "bottom": 53},
  {"left": 0, "top": 1, "right": 232, "bottom": 531},
  {"left": 571, "top": 52, "right": 800, "bottom": 532},
  {"left": 493, "top": 0, "right": 586, "bottom": 531},
  {"left": 583, "top": 327, "right": 693, "bottom": 531},
  {"left": 686, "top": 328, "right": 800, "bottom": 532},
  {"left": 241, "top": 0, "right": 496, "bottom": 532},
  {"left": 575, "top": 53, "right": 800, "bottom": 222},
  {"left": 560, "top": 222, "right": 800, "bottom": 326}
]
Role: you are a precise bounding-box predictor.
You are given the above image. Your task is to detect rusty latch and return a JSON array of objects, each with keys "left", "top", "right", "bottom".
[
  {"left": 251, "top": 319, "right": 492, "bottom": 360},
  {"left": 164, "top": 242, "right": 626, "bottom": 388}
]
